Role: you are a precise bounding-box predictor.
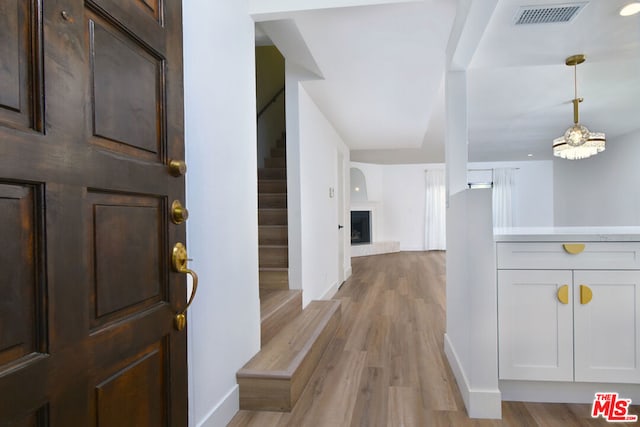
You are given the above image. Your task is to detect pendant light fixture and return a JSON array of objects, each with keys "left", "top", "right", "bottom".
[{"left": 552, "top": 54, "right": 606, "bottom": 160}]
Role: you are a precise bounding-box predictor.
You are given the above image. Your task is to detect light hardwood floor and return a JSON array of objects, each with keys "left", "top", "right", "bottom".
[{"left": 228, "top": 251, "right": 639, "bottom": 426}]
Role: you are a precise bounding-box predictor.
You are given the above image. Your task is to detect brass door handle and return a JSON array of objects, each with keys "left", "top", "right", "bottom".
[
  {"left": 172, "top": 243, "right": 198, "bottom": 331},
  {"left": 557, "top": 284, "right": 569, "bottom": 304},
  {"left": 580, "top": 284, "right": 593, "bottom": 305}
]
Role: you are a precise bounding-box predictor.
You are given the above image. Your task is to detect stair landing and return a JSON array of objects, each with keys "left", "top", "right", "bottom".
[
  {"left": 260, "top": 290, "right": 302, "bottom": 346},
  {"left": 237, "top": 300, "right": 341, "bottom": 412}
]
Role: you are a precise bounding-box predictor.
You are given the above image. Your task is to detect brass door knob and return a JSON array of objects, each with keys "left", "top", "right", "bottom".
[
  {"left": 171, "top": 200, "right": 189, "bottom": 224},
  {"left": 168, "top": 159, "right": 187, "bottom": 177}
]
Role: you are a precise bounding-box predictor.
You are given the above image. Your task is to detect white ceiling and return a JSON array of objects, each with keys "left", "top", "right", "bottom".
[{"left": 256, "top": 0, "right": 640, "bottom": 163}]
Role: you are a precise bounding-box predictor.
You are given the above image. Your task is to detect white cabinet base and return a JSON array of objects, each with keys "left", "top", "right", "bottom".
[{"left": 500, "top": 380, "right": 640, "bottom": 404}]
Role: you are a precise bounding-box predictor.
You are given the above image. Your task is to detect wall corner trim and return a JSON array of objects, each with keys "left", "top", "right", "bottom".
[{"left": 444, "top": 333, "right": 502, "bottom": 419}]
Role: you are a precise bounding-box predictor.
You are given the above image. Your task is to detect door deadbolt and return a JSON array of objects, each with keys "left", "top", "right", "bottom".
[{"left": 171, "top": 200, "right": 189, "bottom": 224}]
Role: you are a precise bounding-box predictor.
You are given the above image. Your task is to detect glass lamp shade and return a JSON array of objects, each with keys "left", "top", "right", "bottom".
[
  {"left": 564, "top": 124, "right": 590, "bottom": 146},
  {"left": 553, "top": 132, "right": 606, "bottom": 160}
]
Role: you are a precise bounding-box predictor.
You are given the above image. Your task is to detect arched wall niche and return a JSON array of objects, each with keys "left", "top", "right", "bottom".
[{"left": 350, "top": 167, "right": 368, "bottom": 202}]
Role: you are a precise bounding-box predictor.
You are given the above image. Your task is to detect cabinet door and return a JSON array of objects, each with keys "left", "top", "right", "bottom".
[
  {"left": 574, "top": 270, "right": 640, "bottom": 383},
  {"left": 498, "top": 270, "right": 574, "bottom": 381}
]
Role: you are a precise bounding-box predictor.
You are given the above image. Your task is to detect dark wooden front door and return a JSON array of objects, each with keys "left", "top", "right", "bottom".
[{"left": 0, "top": 0, "right": 187, "bottom": 425}]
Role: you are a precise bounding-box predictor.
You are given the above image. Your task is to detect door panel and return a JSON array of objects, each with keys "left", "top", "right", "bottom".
[
  {"left": 135, "top": 0, "right": 161, "bottom": 22},
  {"left": 87, "top": 191, "right": 167, "bottom": 327},
  {"left": 0, "top": 0, "right": 44, "bottom": 132},
  {"left": 0, "top": 182, "right": 46, "bottom": 366},
  {"left": 89, "top": 13, "right": 165, "bottom": 159},
  {"left": 95, "top": 340, "right": 167, "bottom": 426},
  {"left": 0, "top": 0, "right": 186, "bottom": 424}
]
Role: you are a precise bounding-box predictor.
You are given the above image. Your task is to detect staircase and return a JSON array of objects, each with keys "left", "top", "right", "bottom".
[
  {"left": 236, "top": 133, "right": 341, "bottom": 412},
  {"left": 258, "top": 136, "right": 289, "bottom": 293}
]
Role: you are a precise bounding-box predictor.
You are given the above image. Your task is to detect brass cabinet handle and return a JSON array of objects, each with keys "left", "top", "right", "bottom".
[
  {"left": 557, "top": 284, "right": 569, "bottom": 304},
  {"left": 172, "top": 243, "right": 199, "bottom": 331},
  {"left": 580, "top": 285, "right": 593, "bottom": 305},
  {"left": 563, "top": 243, "right": 585, "bottom": 254}
]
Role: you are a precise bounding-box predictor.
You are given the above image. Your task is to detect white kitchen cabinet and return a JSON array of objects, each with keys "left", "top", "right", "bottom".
[
  {"left": 497, "top": 241, "right": 640, "bottom": 385},
  {"left": 498, "top": 270, "right": 573, "bottom": 381},
  {"left": 574, "top": 270, "right": 640, "bottom": 383}
]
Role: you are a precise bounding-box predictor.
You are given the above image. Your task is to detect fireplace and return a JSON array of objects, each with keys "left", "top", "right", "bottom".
[{"left": 351, "top": 211, "right": 371, "bottom": 244}]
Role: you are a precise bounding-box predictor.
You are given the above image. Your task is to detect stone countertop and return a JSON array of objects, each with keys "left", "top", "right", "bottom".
[{"left": 494, "top": 226, "right": 640, "bottom": 242}]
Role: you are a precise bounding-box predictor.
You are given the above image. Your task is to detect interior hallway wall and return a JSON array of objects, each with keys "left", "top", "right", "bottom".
[
  {"left": 183, "top": 1, "right": 261, "bottom": 426},
  {"left": 256, "top": 46, "right": 285, "bottom": 169},
  {"left": 296, "top": 82, "right": 351, "bottom": 305}
]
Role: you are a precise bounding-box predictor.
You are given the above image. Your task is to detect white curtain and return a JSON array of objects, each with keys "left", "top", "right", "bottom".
[
  {"left": 492, "top": 168, "right": 516, "bottom": 228},
  {"left": 424, "top": 170, "right": 446, "bottom": 250}
]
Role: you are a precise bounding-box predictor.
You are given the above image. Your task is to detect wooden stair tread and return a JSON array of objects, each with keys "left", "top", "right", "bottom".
[
  {"left": 238, "top": 300, "right": 341, "bottom": 377},
  {"left": 259, "top": 268, "right": 289, "bottom": 291},
  {"left": 258, "top": 180, "right": 287, "bottom": 194},
  {"left": 258, "top": 168, "right": 286, "bottom": 175},
  {"left": 260, "top": 290, "right": 300, "bottom": 318},
  {"left": 258, "top": 245, "right": 288, "bottom": 268},
  {"left": 258, "top": 209, "right": 288, "bottom": 226}
]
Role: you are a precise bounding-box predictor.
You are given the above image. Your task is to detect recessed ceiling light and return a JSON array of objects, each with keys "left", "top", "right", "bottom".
[
  {"left": 527, "top": 153, "right": 534, "bottom": 157},
  {"left": 620, "top": 2, "right": 640, "bottom": 16}
]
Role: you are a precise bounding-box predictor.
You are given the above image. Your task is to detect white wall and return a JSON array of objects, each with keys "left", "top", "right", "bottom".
[
  {"left": 444, "top": 189, "right": 501, "bottom": 418},
  {"left": 183, "top": 1, "right": 261, "bottom": 426},
  {"left": 554, "top": 130, "right": 640, "bottom": 226},
  {"left": 381, "top": 164, "right": 443, "bottom": 251},
  {"left": 350, "top": 162, "right": 442, "bottom": 249},
  {"left": 469, "top": 160, "right": 554, "bottom": 227},
  {"left": 297, "top": 84, "right": 351, "bottom": 305},
  {"left": 349, "top": 160, "right": 553, "bottom": 251},
  {"left": 444, "top": 66, "right": 500, "bottom": 419}
]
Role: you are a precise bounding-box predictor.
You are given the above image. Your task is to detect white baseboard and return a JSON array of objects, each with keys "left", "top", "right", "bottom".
[
  {"left": 444, "top": 334, "right": 502, "bottom": 419},
  {"left": 344, "top": 266, "right": 352, "bottom": 281},
  {"left": 320, "top": 280, "right": 340, "bottom": 300},
  {"left": 351, "top": 241, "right": 400, "bottom": 257},
  {"left": 196, "top": 385, "right": 239, "bottom": 427}
]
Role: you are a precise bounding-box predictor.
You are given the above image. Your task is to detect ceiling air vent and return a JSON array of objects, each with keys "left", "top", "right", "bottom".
[{"left": 514, "top": 3, "right": 586, "bottom": 25}]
